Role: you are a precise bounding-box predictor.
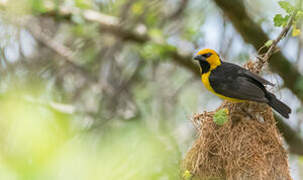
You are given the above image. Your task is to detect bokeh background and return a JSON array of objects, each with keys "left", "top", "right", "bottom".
[{"left": 0, "top": 0, "right": 302, "bottom": 179}]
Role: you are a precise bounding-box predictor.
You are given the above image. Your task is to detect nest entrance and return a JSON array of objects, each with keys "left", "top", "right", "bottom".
[{"left": 183, "top": 101, "right": 291, "bottom": 180}]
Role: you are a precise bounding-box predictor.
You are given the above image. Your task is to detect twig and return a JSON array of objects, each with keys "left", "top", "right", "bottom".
[
  {"left": 254, "top": 12, "right": 297, "bottom": 73},
  {"left": 25, "top": 18, "right": 99, "bottom": 84},
  {"left": 23, "top": 95, "right": 76, "bottom": 114}
]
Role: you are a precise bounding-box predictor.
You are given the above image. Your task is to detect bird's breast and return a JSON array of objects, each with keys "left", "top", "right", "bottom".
[
  {"left": 201, "top": 71, "right": 245, "bottom": 103},
  {"left": 201, "top": 71, "right": 214, "bottom": 93}
]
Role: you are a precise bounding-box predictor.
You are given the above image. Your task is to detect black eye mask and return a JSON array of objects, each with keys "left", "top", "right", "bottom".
[{"left": 202, "top": 53, "right": 212, "bottom": 58}]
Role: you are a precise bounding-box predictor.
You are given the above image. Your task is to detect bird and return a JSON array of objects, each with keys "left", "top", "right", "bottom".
[{"left": 193, "top": 48, "right": 291, "bottom": 118}]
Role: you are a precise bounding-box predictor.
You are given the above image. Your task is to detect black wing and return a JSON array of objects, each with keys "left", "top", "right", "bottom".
[
  {"left": 209, "top": 62, "right": 269, "bottom": 102},
  {"left": 240, "top": 69, "right": 274, "bottom": 86}
]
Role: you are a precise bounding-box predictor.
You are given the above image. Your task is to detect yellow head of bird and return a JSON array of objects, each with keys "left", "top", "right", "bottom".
[{"left": 193, "top": 49, "right": 221, "bottom": 71}]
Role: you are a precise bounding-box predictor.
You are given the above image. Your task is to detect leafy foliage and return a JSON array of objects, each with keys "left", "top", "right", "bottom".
[
  {"left": 278, "top": 1, "right": 295, "bottom": 13},
  {"left": 273, "top": 1, "right": 302, "bottom": 36},
  {"left": 273, "top": 1, "right": 294, "bottom": 27}
]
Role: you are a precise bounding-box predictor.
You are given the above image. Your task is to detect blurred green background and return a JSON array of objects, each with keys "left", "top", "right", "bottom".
[{"left": 0, "top": 0, "right": 302, "bottom": 179}]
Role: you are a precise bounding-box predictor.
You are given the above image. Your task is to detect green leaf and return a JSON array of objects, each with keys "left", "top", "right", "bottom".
[
  {"left": 273, "top": 14, "right": 289, "bottom": 27},
  {"left": 265, "top": 40, "right": 274, "bottom": 47},
  {"left": 183, "top": 170, "right": 193, "bottom": 180},
  {"left": 278, "top": 1, "right": 295, "bottom": 13},
  {"left": 213, "top": 108, "right": 229, "bottom": 126}
]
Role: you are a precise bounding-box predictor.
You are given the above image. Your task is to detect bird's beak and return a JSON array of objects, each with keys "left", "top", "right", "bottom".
[{"left": 193, "top": 54, "right": 205, "bottom": 61}]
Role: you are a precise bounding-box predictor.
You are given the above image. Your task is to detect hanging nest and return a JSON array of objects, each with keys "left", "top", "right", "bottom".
[{"left": 182, "top": 100, "right": 292, "bottom": 180}]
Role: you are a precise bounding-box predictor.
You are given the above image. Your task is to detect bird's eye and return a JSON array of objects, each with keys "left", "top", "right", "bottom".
[{"left": 202, "top": 53, "right": 212, "bottom": 58}]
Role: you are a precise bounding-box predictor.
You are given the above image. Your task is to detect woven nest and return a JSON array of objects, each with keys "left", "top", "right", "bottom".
[{"left": 183, "top": 101, "right": 291, "bottom": 180}]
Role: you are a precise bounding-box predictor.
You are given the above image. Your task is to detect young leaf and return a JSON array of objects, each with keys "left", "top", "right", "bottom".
[
  {"left": 213, "top": 108, "right": 229, "bottom": 126},
  {"left": 273, "top": 14, "right": 289, "bottom": 27},
  {"left": 278, "top": 1, "right": 295, "bottom": 13},
  {"left": 265, "top": 40, "right": 274, "bottom": 47}
]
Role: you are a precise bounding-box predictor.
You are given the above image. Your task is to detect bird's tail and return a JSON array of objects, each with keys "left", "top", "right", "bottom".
[{"left": 266, "top": 92, "right": 291, "bottom": 119}]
